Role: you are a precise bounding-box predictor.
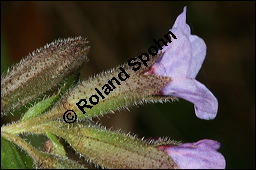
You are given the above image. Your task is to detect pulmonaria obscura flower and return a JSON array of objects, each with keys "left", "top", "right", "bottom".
[
  {"left": 157, "top": 139, "right": 226, "bottom": 169},
  {"left": 147, "top": 7, "right": 218, "bottom": 120}
]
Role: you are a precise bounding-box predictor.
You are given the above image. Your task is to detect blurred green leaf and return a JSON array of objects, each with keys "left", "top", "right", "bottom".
[{"left": 1, "top": 137, "right": 33, "bottom": 169}]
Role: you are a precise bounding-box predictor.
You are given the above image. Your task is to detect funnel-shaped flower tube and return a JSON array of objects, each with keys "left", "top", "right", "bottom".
[{"left": 148, "top": 7, "right": 218, "bottom": 120}]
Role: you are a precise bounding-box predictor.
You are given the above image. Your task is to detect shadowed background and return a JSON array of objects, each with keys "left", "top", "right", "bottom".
[{"left": 1, "top": 1, "right": 255, "bottom": 169}]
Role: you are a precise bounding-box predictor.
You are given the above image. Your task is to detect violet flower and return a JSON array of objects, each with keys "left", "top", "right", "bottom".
[
  {"left": 157, "top": 139, "right": 226, "bottom": 169},
  {"left": 147, "top": 7, "right": 218, "bottom": 120}
]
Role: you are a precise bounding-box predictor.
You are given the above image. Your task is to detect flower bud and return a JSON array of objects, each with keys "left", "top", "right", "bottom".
[{"left": 1, "top": 37, "right": 90, "bottom": 114}]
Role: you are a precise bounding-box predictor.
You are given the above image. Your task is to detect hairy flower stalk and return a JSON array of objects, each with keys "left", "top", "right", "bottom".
[
  {"left": 1, "top": 37, "right": 90, "bottom": 114},
  {"left": 27, "top": 121, "right": 178, "bottom": 169}
]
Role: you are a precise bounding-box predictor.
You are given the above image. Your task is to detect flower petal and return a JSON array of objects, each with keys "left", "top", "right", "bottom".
[
  {"left": 153, "top": 30, "right": 192, "bottom": 77},
  {"left": 181, "top": 139, "right": 221, "bottom": 150},
  {"left": 188, "top": 35, "right": 207, "bottom": 78},
  {"left": 161, "top": 139, "right": 226, "bottom": 169},
  {"left": 161, "top": 78, "right": 218, "bottom": 120},
  {"left": 172, "top": 6, "right": 191, "bottom": 36},
  {"left": 153, "top": 7, "right": 207, "bottom": 79}
]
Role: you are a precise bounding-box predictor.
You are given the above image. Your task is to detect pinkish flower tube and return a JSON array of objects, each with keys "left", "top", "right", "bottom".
[{"left": 157, "top": 139, "right": 226, "bottom": 169}]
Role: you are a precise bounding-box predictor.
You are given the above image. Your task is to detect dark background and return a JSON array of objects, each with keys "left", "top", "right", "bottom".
[{"left": 1, "top": 1, "right": 255, "bottom": 169}]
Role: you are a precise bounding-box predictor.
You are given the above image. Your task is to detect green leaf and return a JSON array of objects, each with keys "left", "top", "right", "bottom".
[
  {"left": 21, "top": 94, "right": 59, "bottom": 121},
  {"left": 21, "top": 74, "right": 80, "bottom": 121},
  {"left": 1, "top": 137, "right": 33, "bottom": 169},
  {"left": 1, "top": 132, "right": 85, "bottom": 169},
  {"left": 46, "top": 132, "right": 66, "bottom": 157}
]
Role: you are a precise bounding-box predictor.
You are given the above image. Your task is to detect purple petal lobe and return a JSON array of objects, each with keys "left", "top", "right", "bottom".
[
  {"left": 153, "top": 7, "right": 207, "bottom": 79},
  {"left": 161, "top": 78, "right": 218, "bottom": 120},
  {"left": 163, "top": 139, "right": 226, "bottom": 169},
  {"left": 188, "top": 35, "right": 207, "bottom": 78},
  {"left": 154, "top": 30, "right": 192, "bottom": 77},
  {"left": 172, "top": 6, "right": 191, "bottom": 36}
]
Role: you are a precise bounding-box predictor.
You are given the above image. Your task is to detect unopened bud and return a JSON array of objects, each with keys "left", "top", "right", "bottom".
[{"left": 1, "top": 37, "right": 90, "bottom": 114}]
